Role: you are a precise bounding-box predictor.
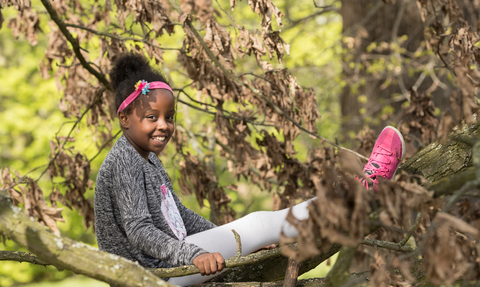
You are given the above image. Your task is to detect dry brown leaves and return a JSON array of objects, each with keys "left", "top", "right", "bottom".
[
  {"left": 355, "top": 127, "right": 376, "bottom": 158},
  {"left": 422, "top": 212, "right": 480, "bottom": 285},
  {"left": 181, "top": 0, "right": 213, "bottom": 22},
  {"left": 7, "top": 6, "right": 40, "bottom": 45},
  {"left": 399, "top": 90, "right": 438, "bottom": 156},
  {"left": 231, "top": 0, "right": 283, "bottom": 31},
  {"left": 1, "top": 168, "right": 65, "bottom": 235},
  {"left": 233, "top": 27, "right": 290, "bottom": 68},
  {"left": 125, "top": 0, "right": 174, "bottom": 36},
  {"left": 176, "top": 134, "right": 236, "bottom": 225},
  {"left": 417, "top": 1, "right": 480, "bottom": 133},
  {"left": 282, "top": 148, "right": 372, "bottom": 262},
  {"left": 177, "top": 12, "right": 318, "bottom": 213},
  {"left": 48, "top": 139, "right": 95, "bottom": 230},
  {"left": 377, "top": 172, "right": 433, "bottom": 230}
]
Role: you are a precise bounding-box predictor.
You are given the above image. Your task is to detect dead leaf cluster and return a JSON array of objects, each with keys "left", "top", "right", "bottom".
[
  {"left": 0, "top": 168, "right": 65, "bottom": 235},
  {"left": 282, "top": 148, "right": 372, "bottom": 262},
  {"left": 417, "top": 1, "right": 480, "bottom": 130},
  {"left": 47, "top": 139, "right": 95, "bottom": 230},
  {"left": 422, "top": 212, "right": 480, "bottom": 285},
  {"left": 399, "top": 90, "right": 438, "bottom": 155}
]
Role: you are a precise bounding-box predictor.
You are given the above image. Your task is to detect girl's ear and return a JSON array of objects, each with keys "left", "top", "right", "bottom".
[{"left": 118, "top": 111, "right": 130, "bottom": 129}]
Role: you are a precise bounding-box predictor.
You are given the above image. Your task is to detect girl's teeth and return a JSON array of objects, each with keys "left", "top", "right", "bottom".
[{"left": 154, "top": 137, "right": 166, "bottom": 141}]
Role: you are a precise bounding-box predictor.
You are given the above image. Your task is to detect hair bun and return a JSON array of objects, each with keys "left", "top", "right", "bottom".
[{"left": 110, "top": 54, "right": 152, "bottom": 91}]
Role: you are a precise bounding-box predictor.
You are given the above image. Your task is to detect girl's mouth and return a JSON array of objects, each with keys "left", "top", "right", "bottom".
[{"left": 152, "top": 136, "right": 167, "bottom": 142}]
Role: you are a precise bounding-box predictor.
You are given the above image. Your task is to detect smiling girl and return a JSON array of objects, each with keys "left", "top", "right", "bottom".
[{"left": 94, "top": 54, "right": 404, "bottom": 286}]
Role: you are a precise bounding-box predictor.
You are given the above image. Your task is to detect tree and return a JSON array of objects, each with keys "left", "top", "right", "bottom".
[{"left": 1, "top": 0, "right": 480, "bottom": 286}]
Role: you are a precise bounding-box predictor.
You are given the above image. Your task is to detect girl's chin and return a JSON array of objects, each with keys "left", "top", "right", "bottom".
[{"left": 150, "top": 139, "right": 169, "bottom": 152}]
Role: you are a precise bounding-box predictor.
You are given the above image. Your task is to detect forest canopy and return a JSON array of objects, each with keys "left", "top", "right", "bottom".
[{"left": 1, "top": 0, "right": 480, "bottom": 286}]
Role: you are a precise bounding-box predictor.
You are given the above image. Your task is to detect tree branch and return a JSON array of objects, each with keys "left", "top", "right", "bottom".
[
  {"left": 362, "top": 238, "right": 415, "bottom": 253},
  {"left": 0, "top": 192, "right": 173, "bottom": 287},
  {"left": 89, "top": 129, "right": 122, "bottom": 162},
  {"left": 39, "top": 0, "right": 111, "bottom": 89},
  {"left": 0, "top": 251, "right": 50, "bottom": 266}
]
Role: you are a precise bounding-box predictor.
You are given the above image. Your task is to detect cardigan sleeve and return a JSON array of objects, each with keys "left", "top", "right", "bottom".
[{"left": 111, "top": 159, "right": 209, "bottom": 266}]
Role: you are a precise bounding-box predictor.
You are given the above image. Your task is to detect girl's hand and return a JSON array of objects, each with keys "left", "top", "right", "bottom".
[{"left": 193, "top": 252, "right": 225, "bottom": 276}]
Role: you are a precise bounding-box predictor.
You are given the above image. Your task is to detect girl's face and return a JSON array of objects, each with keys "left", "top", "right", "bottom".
[{"left": 119, "top": 89, "right": 175, "bottom": 160}]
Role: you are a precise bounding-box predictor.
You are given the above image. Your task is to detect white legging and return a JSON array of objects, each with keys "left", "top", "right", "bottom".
[{"left": 168, "top": 198, "right": 314, "bottom": 286}]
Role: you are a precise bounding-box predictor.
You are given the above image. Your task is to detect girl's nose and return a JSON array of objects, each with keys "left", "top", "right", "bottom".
[{"left": 157, "top": 118, "right": 168, "bottom": 130}]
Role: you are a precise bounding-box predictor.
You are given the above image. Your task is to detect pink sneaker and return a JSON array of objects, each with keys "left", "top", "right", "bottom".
[{"left": 357, "top": 126, "right": 405, "bottom": 189}]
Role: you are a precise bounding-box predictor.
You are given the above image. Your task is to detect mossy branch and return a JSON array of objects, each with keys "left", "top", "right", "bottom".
[{"left": 0, "top": 192, "right": 173, "bottom": 287}]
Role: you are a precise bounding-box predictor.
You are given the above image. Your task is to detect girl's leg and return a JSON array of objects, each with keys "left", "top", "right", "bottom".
[
  {"left": 169, "top": 126, "right": 405, "bottom": 286},
  {"left": 168, "top": 198, "right": 315, "bottom": 286}
]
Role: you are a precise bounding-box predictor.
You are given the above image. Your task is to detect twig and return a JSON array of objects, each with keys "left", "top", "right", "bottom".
[
  {"left": 36, "top": 91, "right": 104, "bottom": 181},
  {"left": 177, "top": 97, "right": 278, "bottom": 127},
  {"left": 173, "top": 88, "right": 216, "bottom": 109},
  {"left": 283, "top": 8, "right": 338, "bottom": 31},
  {"left": 283, "top": 257, "right": 299, "bottom": 287},
  {"left": 89, "top": 130, "right": 122, "bottom": 162},
  {"left": 65, "top": 23, "right": 181, "bottom": 51},
  {"left": 362, "top": 238, "right": 415, "bottom": 253},
  {"left": 0, "top": 251, "right": 50, "bottom": 266},
  {"left": 231, "top": 229, "right": 242, "bottom": 260},
  {"left": 398, "top": 212, "right": 421, "bottom": 246}
]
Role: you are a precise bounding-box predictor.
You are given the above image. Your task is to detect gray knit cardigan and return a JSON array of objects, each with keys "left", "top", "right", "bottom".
[{"left": 94, "top": 135, "right": 216, "bottom": 269}]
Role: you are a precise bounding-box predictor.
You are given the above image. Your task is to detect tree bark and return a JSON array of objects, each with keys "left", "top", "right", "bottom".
[
  {"left": 283, "top": 257, "right": 299, "bottom": 287},
  {"left": 401, "top": 123, "right": 480, "bottom": 183},
  {"left": 209, "top": 244, "right": 341, "bottom": 283},
  {"left": 0, "top": 191, "right": 174, "bottom": 287}
]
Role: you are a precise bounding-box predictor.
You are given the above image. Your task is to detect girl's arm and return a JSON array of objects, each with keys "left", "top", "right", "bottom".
[{"left": 111, "top": 161, "right": 209, "bottom": 266}]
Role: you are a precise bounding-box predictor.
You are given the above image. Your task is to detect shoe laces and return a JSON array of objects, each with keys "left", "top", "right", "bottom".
[{"left": 363, "top": 145, "right": 393, "bottom": 181}]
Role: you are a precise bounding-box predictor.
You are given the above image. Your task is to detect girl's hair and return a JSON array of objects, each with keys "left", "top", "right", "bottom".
[{"left": 110, "top": 53, "right": 170, "bottom": 114}]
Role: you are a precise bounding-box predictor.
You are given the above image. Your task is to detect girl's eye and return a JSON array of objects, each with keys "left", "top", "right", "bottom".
[{"left": 146, "top": 115, "right": 157, "bottom": 120}]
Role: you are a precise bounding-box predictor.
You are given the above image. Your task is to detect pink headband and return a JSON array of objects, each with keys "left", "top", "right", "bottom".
[{"left": 117, "top": 80, "right": 174, "bottom": 113}]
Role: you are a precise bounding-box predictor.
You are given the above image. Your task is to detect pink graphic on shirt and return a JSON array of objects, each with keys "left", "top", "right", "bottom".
[{"left": 160, "top": 185, "right": 187, "bottom": 241}]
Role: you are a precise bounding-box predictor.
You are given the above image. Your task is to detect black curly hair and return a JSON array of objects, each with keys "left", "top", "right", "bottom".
[{"left": 110, "top": 53, "right": 170, "bottom": 114}]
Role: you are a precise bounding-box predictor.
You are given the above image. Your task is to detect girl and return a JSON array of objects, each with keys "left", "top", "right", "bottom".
[{"left": 94, "top": 54, "right": 404, "bottom": 286}]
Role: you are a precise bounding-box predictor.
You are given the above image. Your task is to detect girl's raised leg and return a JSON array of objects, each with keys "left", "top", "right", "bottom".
[{"left": 168, "top": 198, "right": 314, "bottom": 286}]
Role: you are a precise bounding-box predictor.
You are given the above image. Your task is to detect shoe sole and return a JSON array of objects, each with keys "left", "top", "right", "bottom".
[{"left": 382, "top": 125, "right": 405, "bottom": 178}]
